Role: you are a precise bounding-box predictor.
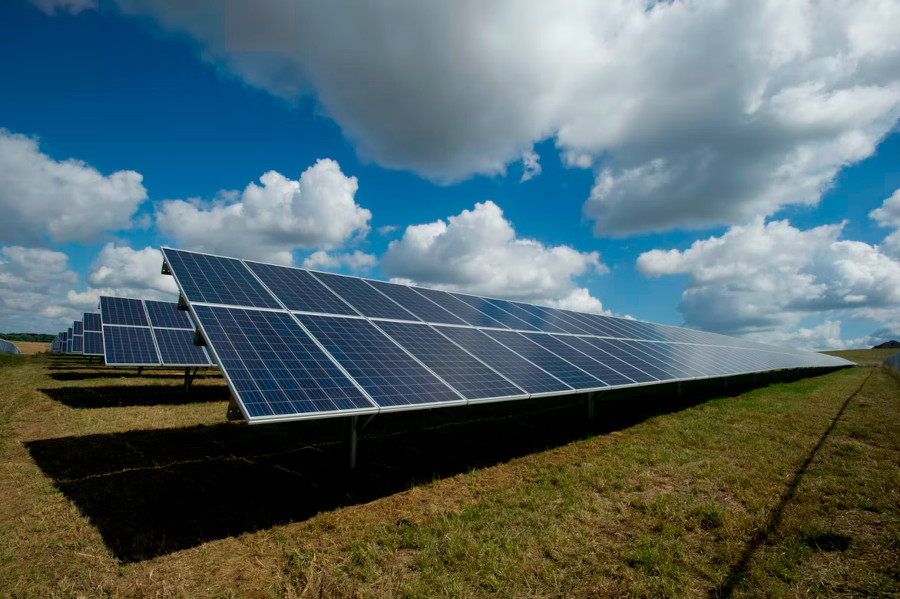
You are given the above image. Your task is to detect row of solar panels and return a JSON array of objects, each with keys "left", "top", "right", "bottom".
[
  {"left": 50, "top": 299, "right": 214, "bottom": 367},
  {"left": 160, "top": 247, "right": 853, "bottom": 424}
]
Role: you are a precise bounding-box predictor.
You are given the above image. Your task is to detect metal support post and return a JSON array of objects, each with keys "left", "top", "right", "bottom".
[{"left": 345, "top": 415, "right": 359, "bottom": 470}]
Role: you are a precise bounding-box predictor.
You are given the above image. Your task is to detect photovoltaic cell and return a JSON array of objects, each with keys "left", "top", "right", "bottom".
[
  {"left": 435, "top": 326, "right": 571, "bottom": 395},
  {"left": 193, "top": 306, "right": 375, "bottom": 419},
  {"left": 145, "top": 299, "right": 195, "bottom": 329},
  {"left": 162, "top": 248, "right": 281, "bottom": 309},
  {"left": 100, "top": 296, "right": 149, "bottom": 326},
  {"left": 365, "top": 280, "right": 468, "bottom": 325},
  {"left": 483, "top": 330, "right": 607, "bottom": 389},
  {"left": 578, "top": 337, "right": 676, "bottom": 381},
  {"left": 83, "top": 331, "right": 104, "bottom": 356},
  {"left": 153, "top": 328, "right": 212, "bottom": 366},
  {"left": 484, "top": 298, "right": 568, "bottom": 333},
  {"left": 103, "top": 325, "right": 160, "bottom": 365},
  {"left": 375, "top": 321, "right": 525, "bottom": 400},
  {"left": 295, "top": 314, "right": 462, "bottom": 408},
  {"left": 520, "top": 333, "right": 638, "bottom": 386},
  {"left": 450, "top": 293, "right": 540, "bottom": 331},
  {"left": 83, "top": 313, "right": 101, "bottom": 332},
  {"left": 246, "top": 261, "right": 357, "bottom": 315},
  {"left": 409, "top": 287, "right": 509, "bottom": 328},
  {"left": 310, "top": 272, "right": 420, "bottom": 321}
]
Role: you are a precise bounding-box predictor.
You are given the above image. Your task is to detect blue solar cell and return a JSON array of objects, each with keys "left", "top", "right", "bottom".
[
  {"left": 520, "top": 333, "right": 638, "bottom": 386},
  {"left": 579, "top": 337, "right": 682, "bottom": 380},
  {"left": 83, "top": 331, "right": 104, "bottom": 356},
  {"left": 484, "top": 299, "right": 568, "bottom": 333},
  {"left": 162, "top": 248, "right": 281, "bottom": 309},
  {"left": 72, "top": 335, "right": 83, "bottom": 353},
  {"left": 103, "top": 325, "right": 160, "bottom": 365},
  {"left": 366, "top": 280, "right": 468, "bottom": 325},
  {"left": 483, "top": 330, "right": 608, "bottom": 389},
  {"left": 83, "top": 313, "right": 102, "bottom": 332},
  {"left": 153, "top": 328, "right": 212, "bottom": 366},
  {"left": 450, "top": 293, "right": 540, "bottom": 331},
  {"left": 245, "top": 261, "right": 358, "bottom": 315},
  {"left": 435, "top": 326, "right": 571, "bottom": 395},
  {"left": 100, "top": 296, "right": 149, "bottom": 326},
  {"left": 510, "top": 303, "right": 594, "bottom": 335},
  {"left": 616, "top": 341, "right": 698, "bottom": 378},
  {"left": 310, "top": 272, "right": 420, "bottom": 321},
  {"left": 408, "top": 287, "right": 509, "bottom": 328},
  {"left": 296, "top": 314, "right": 462, "bottom": 408},
  {"left": 144, "top": 300, "right": 195, "bottom": 329},
  {"left": 73, "top": 321, "right": 83, "bottom": 335},
  {"left": 193, "top": 306, "right": 375, "bottom": 419},
  {"left": 375, "top": 321, "right": 525, "bottom": 400},
  {"left": 555, "top": 336, "right": 659, "bottom": 383}
]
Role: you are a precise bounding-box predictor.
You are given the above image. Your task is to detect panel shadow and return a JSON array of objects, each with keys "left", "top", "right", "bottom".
[
  {"left": 25, "top": 384, "right": 726, "bottom": 563},
  {"left": 39, "top": 384, "right": 229, "bottom": 408}
]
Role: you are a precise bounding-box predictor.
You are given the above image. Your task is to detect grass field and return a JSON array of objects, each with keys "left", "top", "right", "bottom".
[{"left": 0, "top": 350, "right": 897, "bottom": 597}]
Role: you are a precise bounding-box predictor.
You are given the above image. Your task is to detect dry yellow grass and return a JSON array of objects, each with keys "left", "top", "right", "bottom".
[
  {"left": 2, "top": 341, "right": 49, "bottom": 354},
  {"left": 0, "top": 352, "right": 897, "bottom": 597}
]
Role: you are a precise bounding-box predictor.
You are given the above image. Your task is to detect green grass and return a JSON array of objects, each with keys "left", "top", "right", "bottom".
[{"left": 0, "top": 353, "right": 898, "bottom": 597}]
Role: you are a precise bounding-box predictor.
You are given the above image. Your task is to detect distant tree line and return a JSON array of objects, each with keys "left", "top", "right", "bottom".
[{"left": 0, "top": 333, "right": 55, "bottom": 342}]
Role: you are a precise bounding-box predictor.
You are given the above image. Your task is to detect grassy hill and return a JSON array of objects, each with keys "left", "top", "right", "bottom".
[{"left": 0, "top": 351, "right": 897, "bottom": 597}]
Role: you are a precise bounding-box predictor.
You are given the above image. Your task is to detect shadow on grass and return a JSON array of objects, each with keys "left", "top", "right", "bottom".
[
  {"left": 39, "top": 384, "right": 229, "bottom": 408},
  {"left": 25, "top": 378, "right": 762, "bottom": 563},
  {"left": 48, "top": 371, "right": 194, "bottom": 381}
]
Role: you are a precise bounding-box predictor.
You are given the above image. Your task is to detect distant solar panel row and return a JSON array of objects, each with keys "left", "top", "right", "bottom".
[
  {"left": 161, "top": 248, "right": 853, "bottom": 425},
  {"left": 99, "top": 296, "right": 213, "bottom": 367}
]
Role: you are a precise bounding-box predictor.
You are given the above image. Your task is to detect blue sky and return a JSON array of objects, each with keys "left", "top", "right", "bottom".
[{"left": 2, "top": 0, "right": 900, "bottom": 350}]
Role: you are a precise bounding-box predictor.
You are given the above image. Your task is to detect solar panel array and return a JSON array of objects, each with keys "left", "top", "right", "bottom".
[
  {"left": 82, "top": 312, "right": 104, "bottom": 356},
  {"left": 99, "top": 296, "right": 213, "bottom": 367},
  {"left": 161, "top": 247, "right": 853, "bottom": 425}
]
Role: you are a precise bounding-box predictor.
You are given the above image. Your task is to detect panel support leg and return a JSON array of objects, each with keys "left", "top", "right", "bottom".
[{"left": 345, "top": 415, "right": 359, "bottom": 470}]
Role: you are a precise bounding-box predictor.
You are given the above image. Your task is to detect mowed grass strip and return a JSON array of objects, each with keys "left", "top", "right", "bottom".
[{"left": 0, "top": 351, "right": 897, "bottom": 597}]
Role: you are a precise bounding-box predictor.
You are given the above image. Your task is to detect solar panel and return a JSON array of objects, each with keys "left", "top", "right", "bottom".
[
  {"left": 160, "top": 246, "right": 854, "bottom": 426},
  {"left": 374, "top": 321, "right": 526, "bottom": 401},
  {"left": 102, "top": 325, "right": 160, "bottom": 366},
  {"left": 100, "top": 296, "right": 149, "bottom": 326},
  {"left": 245, "top": 261, "right": 357, "bottom": 315},
  {"left": 83, "top": 331, "right": 104, "bottom": 356},
  {"left": 408, "top": 286, "right": 510, "bottom": 328},
  {"left": 83, "top": 313, "right": 101, "bottom": 332},
  {"left": 309, "top": 272, "right": 421, "bottom": 321},
  {"left": 152, "top": 328, "right": 212, "bottom": 367},
  {"left": 162, "top": 248, "right": 281, "bottom": 309},
  {"left": 518, "top": 333, "right": 639, "bottom": 386},
  {"left": 484, "top": 298, "right": 568, "bottom": 333},
  {"left": 434, "top": 326, "right": 572, "bottom": 395},
  {"left": 295, "top": 314, "right": 463, "bottom": 409},
  {"left": 193, "top": 306, "right": 377, "bottom": 420},
  {"left": 450, "top": 293, "right": 540, "bottom": 331},
  {"left": 144, "top": 300, "right": 195, "bottom": 329},
  {"left": 365, "top": 279, "right": 468, "bottom": 325},
  {"left": 483, "top": 330, "right": 609, "bottom": 389}
]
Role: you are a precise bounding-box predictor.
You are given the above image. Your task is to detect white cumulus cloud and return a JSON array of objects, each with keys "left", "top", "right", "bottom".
[
  {"left": 110, "top": 0, "right": 900, "bottom": 234},
  {"left": 0, "top": 129, "right": 147, "bottom": 244},
  {"left": 155, "top": 159, "right": 371, "bottom": 264},
  {"left": 302, "top": 250, "right": 377, "bottom": 272},
  {"left": 382, "top": 200, "right": 607, "bottom": 306},
  {"left": 637, "top": 218, "right": 900, "bottom": 346}
]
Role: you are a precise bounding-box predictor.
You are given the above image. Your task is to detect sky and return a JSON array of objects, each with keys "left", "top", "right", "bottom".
[{"left": 1, "top": 0, "right": 899, "bottom": 351}]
